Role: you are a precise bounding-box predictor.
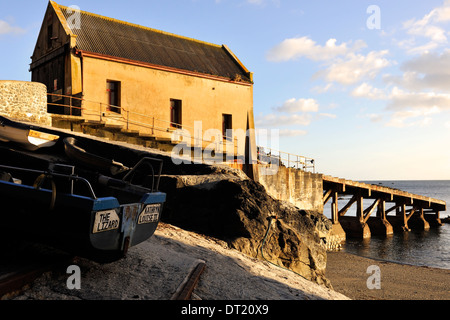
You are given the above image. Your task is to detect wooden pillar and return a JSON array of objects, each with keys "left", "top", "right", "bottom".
[
  {"left": 357, "top": 196, "right": 364, "bottom": 224},
  {"left": 419, "top": 208, "right": 430, "bottom": 230},
  {"left": 331, "top": 191, "right": 339, "bottom": 224},
  {"left": 377, "top": 200, "right": 386, "bottom": 219},
  {"left": 430, "top": 211, "right": 443, "bottom": 227},
  {"left": 369, "top": 199, "right": 393, "bottom": 236},
  {"left": 398, "top": 204, "right": 410, "bottom": 231}
]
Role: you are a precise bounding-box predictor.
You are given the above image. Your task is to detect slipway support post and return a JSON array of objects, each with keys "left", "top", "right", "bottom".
[{"left": 322, "top": 175, "right": 446, "bottom": 241}]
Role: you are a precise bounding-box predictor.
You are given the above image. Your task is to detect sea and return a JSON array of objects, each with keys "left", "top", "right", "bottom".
[{"left": 324, "top": 180, "right": 450, "bottom": 270}]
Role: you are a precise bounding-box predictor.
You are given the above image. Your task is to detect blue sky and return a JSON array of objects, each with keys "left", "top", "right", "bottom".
[{"left": 1, "top": 0, "right": 450, "bottom": 180}]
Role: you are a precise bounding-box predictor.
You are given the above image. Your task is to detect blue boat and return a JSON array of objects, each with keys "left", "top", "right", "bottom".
[{"left": 0, "top": 157, "right": 166, "bottom": 263}]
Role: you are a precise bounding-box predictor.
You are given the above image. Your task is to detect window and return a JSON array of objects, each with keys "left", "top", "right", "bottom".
[
  {"left": 170, "top": 99, "right": 182, "bottom": 129},
  {"left": 222, "top": 114, "right": 232, "bottom": 141},
  {"left": 107, "top": 81, "right": 121, "bottom": 113}
]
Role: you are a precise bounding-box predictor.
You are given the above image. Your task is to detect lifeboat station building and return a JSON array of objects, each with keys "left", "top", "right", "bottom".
[{"left": 30, "top": 1, "right": 256, "bottom": 163}]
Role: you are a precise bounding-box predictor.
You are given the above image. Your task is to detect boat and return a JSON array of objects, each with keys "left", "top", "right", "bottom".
[
  {"left": 0, "top": 158, "right": 166, "bottom": 263},
  {"left": 0, "top": 115, "right": 60, "bottom": 151},
  {"left": 64, "top": 137, "right": 129, "bottom": 176}
]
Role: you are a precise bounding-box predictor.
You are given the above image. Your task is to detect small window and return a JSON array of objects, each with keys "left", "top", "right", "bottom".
[
  {"left": 222, "top": 114, "right": 232, "bottom": 141},
  {"left": 170, "top": 99, "right": 182, "bottom": 129},
  {"left": 107, "top": 81, "right": 121, "bottom": 113}
]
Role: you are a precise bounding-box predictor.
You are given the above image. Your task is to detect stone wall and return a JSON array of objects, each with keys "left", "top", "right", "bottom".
[
  {"left": 256, "top": 164, "right": 324, "bottom": 213},
  {"left": 0, "top": 81, "right": 51, "bottom": 126}
]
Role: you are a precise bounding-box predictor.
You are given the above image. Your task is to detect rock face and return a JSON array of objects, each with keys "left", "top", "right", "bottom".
[{"left": 158, "top": 165, "right": 332, "bottom": 287}]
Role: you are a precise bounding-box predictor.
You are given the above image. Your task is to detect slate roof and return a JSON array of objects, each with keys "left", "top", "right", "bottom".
[{"left": 53, "top": 2, "right": 252, "bottom": 83}]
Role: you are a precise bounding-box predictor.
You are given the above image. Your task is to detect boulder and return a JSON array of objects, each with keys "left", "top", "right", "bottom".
[{"left": 158, "top": 165, "right": 332, "bottom": 287}]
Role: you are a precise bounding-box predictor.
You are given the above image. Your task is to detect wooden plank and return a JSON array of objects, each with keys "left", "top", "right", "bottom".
[
  {"left": 171, "top": 260, "right": 206, "bottom": 301},
  {"left": 323, "top": 189, "right": 333, "bottom": 205},
  {"left": 322, "top": 175, "right": 446, "bottom": 211},
  {"left": 339, "top": 195, "right": 357, "bottom": 217},
  {"left": 363, "top": 199, "right": 380, "bottom": 224}
]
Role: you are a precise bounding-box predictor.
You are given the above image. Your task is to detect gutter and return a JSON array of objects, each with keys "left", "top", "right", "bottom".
[{"left": 75, "top": 49, "right": 253, "bottom": 87}]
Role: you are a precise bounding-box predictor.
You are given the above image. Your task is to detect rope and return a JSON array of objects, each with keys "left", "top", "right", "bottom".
[
  {"left": 33, "top": 174, "right": 57, "bottom": 211},
  {"left": 260, "top": 216, "right": 311, "bottom": 282}
]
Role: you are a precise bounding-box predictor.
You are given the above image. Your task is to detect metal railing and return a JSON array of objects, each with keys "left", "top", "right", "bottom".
[
  {"left": 47, "top": 93, "right": 241, "bottom": 155},
  {"left": 257, "top": 146, "right": 315, "bottom": 173}
]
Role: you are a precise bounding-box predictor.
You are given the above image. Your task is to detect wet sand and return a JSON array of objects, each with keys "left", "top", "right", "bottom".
[{"left": 326, "top": 251, "right": 450, "bottom": 300}]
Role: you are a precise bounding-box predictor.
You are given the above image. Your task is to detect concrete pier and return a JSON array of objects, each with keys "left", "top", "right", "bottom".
[{"left": 323, "top": 176, "right": 447, "bottom": 241}]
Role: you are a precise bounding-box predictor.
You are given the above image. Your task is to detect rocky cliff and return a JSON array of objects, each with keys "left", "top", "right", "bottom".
[{"left": 158, "top": 165, "right": 332, "bottom": 287}]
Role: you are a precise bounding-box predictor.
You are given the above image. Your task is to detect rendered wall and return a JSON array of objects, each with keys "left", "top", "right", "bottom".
[
  {"left": 256, "top": 165, "right": 324, "bottom": 213},
  {"left": 0, "top": 81, "right": 51, "bottom": 125},
  {"left": 81, "top": 56, "right": 254, "bottom": 149}
]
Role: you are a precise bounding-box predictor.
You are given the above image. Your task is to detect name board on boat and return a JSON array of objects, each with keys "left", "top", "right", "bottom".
[
  {"left": 138, "top": 204, "right": 161, "bottom": 225},
  {"left": 93, "top": 209, "right": 120, "bottom": 234}
]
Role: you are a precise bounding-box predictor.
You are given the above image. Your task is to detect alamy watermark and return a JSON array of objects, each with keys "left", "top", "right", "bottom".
[
  {"left": 67, "top": 5, "right": 82, "bottom": 30},
  {"left": 170, "top": 121, "right": 281, "bottom": 176},
  {"left": 67, "top": 265, "right": 81, "bottom": 290},
  {"left": 367, "top": 5, "right": 381, "bottom": 30},
  {"left": 366, "top": 265, "right": 381, "bottom": 290}
]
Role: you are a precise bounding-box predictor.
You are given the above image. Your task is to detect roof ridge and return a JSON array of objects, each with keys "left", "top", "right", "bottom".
[{"left": 51, "top": 1, "right": 223, "bottom": 49}]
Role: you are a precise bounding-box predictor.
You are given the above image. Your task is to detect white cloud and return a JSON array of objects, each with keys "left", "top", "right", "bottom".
[
  {"left": 314, "top": 50, "right": 391, "bottom": 85},
  {"left": 267, "top": 37, "right": 366, "bottom": 62},
  {"left": 353, "top": 84, "right": 450, "bottom": 112},
  {"left": 255, "top": 97, "right": 335, "bottom": 133},
  {"left": 279, "top": 129, "right": 308, "bottom": 137},
  {"left": 384, "top": 50, "right": 450, "bottom": 92},
  {"left": 365, "top": 113, "right": 384, "bottom": 123},
  {"left": 401, "top": 0, "right": 450, "bottom": 54},
  {"left": 311, "top": 83, "right": 334, "bottom": 94},
  {"left": 255, "top": 113, "right": 312, "bottom": 128},
  {"left": 403, "top": 49, "right": 450, "bottom": 74},
  {"left": 387, "top": 87, "right": 450, "bottom": 111},
  {"left": 385, "top": 108, "right": 439, "bottom": 128},
  {"left": 275, "top": 98, "right": 319, "bottom": 113},
  {"left": 0, "top": 20, "right": 24, "bottom": 35},
  {"left": 352, "top": 84, "right": 449, "bottom": 127},
  {"left": 318, "top": 113, "right": 337, "bottom": 119},
  {"left": 351, "top": 82, "right": 388, "bottom": 100}
]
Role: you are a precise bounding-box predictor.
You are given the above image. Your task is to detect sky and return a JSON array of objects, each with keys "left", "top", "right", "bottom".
[{"left": 1, "top": 0, "right": 450, "bottom": 180}]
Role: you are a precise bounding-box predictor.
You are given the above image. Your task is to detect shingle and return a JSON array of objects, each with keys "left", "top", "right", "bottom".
[{"left": 59, "top": 5, "right": 251, "bottom": 83}]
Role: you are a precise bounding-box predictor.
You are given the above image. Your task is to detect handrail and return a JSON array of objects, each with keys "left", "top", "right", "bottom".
[
  {"left": 47, "top": 93, "right": 316, "bottom": 172},
  {"left": 0, "top": 164, "right": 97, "bottom": 199},
  {"left": 47, "top": 93, "right": 241, "bottom": 153},
  {"left": 257, "top": 146, "right": 315, "bottom": 173}
]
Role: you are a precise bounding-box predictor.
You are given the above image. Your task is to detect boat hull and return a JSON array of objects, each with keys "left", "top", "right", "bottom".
[
  {"left": 0, "top": 116, "right": 59, "bottom": 151},
  {"left": 0, "top": 179, "right": 166, "bottom": 262}
]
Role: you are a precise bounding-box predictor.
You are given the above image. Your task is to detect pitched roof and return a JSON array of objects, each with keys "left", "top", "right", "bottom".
[{"left": 51, "top": 1, "right": 252, "bottom": 83}]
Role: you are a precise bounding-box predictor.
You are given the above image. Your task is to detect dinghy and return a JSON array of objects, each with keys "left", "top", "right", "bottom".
[
  {"left": 63, "top": 137, "right": 129, "bottom": 176},
  {"left": 0, "top": 116, "right": 59, "bottom": 151}
]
